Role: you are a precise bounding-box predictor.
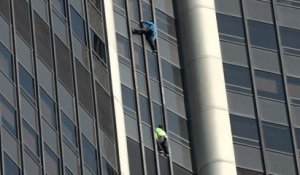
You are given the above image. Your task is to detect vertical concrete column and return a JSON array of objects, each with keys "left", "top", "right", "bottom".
[
  {"left": 103, "top": 0, "right": 130, "bottom": 174},
  {"left": 174, "top": 0, "right": 237, "bottom": 175}
]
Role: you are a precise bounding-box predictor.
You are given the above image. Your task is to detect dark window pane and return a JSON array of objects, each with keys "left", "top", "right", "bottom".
[
  {"left": 23, "top": 120, "right": 39, "bottom": 156},
  {"left": 139, "top": 95, "right": 151, "bottom": 124},
  {"left": 61, "top": 111, "right": 77, "bottom": 146},
  {"left": 167, "top": 110, "right": 189, "bottom": 140},
  {"left": 173, "top": 162, "right": 193, "bottom": 175},
  {"left": 287, "top": 76, "right": 300, "bottom": 104},
  {"left": 102, "top": 158, "right": 118, "bottom": 175},
  {"left": 4, "top": 153, "right": 20, "bottom": 175},
  {"left": 116, "top": 34, "right": 130, "bottom": 60},
  {"left": 280, "top": 26, "right": 300, "bottom": 50},
  {"left": 82, "top": 135, "right": 98, "bottom": 174},
  {"left": 71, "top": 7, "right": 86, "bottom": 44},
  {"left": 237, "top": 167, "right": 264, "bottom": 175},
  {"left": 40, "top": 88, "right": 57, "bottom": 128},
  {"left": 53, "top": 0, "right": 66, "bottom": 15},
  {"left": 224, "top": 63, "right": 252, "bottom": 93},
  {"left": 0, "top": 0, "right": 11, "bottom": 21},
  {"left": 162, "top": 59, "right": 182, "bottom": 88},
  {"left": 255, "top": 70, "right": 285, "bottom": 101},
  {"left": 143, "top": 2, "right": 152, "bottom": 21},
  {"left": 147, "top": 51, "right": 159, "bottom": 80},
  {"left": 248, "top": 20, "right": 278, "bottom": 50},
  {"left": 295, "top": 128, "right": 300, "bottom": 149},
  {"left": 153, "top": 102, "right": 163, "bottom": 127},
  {"left": 129, "top": 0, "right": 139, "bottom": 21},
  {"left": 44, "top": 144, "right": 59, "bottom": 175},
  {"left": 230, "top": 114, "right": 260, "bottom": 146},
  {"left": 262, "top": 122, "right": 293, "bottom": 153},
  {"left": 1, "top": 95, "right": 17, "bottom": 136},
  {"left": 0, "top": 42, "right": 13, "bottom": 79},
  {"left": 90, "top": 0, "right": 103, "bottom": 12},
  {"left": 91, "top": 30, "right": 106, "bottom": 63},
  {"left": 134, "top": 44, "right": 145, "bottom": 73},
  {"left": 215, "top": 0, "right": 241, "bottom": 16},
  {"left": 127, "top": 138, "right": 143, "bottom": 175},
  {"left": 121, "top": 85, "right": 136, "bottom": 112},
  {"left": 217, "top": 14, "right": 245, "bottom": 42},
  {"left": 145, "top": 147, "right": 156, "bottom": 175},
  {"left": 14, "top": 0, "right": 32, "bottom": 46},
  {"left": 234, "top": 144, "right": 264, "bottom": 171},
  {"left": 159, "top": 156, "right": 171, "bottom": 175},
  {"left": 19, "top": 65, "right": 35, "bottom": 99},
  {"left": 220, "top": 41, "right": 248, "bottom": 66},
  {"left": 156, "top": 9, "right": 176, "bottom": 37}
]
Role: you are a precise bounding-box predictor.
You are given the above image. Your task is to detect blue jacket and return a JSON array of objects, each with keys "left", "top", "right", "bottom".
[{"left": 143, "top": 21, "right": 157, "bottom": 40}]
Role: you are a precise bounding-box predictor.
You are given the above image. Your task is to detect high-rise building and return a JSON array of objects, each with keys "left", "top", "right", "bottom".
[{"left": 0, "top": 0, "right": 299, "bottom": 175}]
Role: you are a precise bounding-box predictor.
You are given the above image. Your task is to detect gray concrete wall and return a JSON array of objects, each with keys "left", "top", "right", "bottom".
[{"left": 174, "top": 0, "right": 237, "bottom": 174}]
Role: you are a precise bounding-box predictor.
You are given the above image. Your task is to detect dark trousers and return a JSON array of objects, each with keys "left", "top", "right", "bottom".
[
  {"left": 156, "top": 136, "right": 169, "bottom": 155},
  {"left": 132, "top": 28, "right": 156, "bottom": 51}
]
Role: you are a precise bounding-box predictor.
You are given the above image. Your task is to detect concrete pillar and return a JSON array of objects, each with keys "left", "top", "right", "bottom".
[
  {"left": 103, "top": 0, "right": 130, "bottom": 174},
  {"left": 174, "top": 0, "right": 237, "bottom": 174}
]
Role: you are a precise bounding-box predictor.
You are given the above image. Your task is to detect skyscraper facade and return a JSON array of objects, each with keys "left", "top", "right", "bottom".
[{"left": 0, "top": 0, "right": 299, "bottom": 175}]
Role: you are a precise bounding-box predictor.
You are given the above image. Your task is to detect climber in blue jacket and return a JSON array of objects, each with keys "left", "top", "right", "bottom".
[{"left": 132, "top": 20, "right": 157, "bottom": 53}]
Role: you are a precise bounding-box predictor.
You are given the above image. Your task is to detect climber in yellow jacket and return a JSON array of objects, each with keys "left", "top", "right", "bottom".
[{"left": 154, "top": 125, "right": 169, "bottom": 156}]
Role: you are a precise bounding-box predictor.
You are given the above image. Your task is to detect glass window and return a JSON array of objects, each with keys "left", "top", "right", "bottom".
[
  {"left": 0, "top": 15, "right": 12, "bottom": 51},
  {"left": 145, "top": 148, "right": 156, "bottom": 175},
  {"left": 280, "top": 26, "right": 300, "bottom": 50},
  {"left": 248, "top": 20, "right": 278, "bottom": 50},
  {"left": 244, "top": 0, "right": 273, "bottom": 22},
  {"left": 44, "top": 144, "right": 60, "bottom": 175},
  {"left": 70, "top": 0, "right": 84, "bottom": 15},
  {"left": 82, "top": 135, "right": 98, "bottom": 174},
  {"left": 91, "top": 30, "right": 106, "bottom": 63},
  {"left": 215, "top": 0, "right": 241, "bottom": 16},
  {"left": 1, "top": 95, "right": 17, "bottom": 136},
  {"left": 119, "top": 62, "right": 133, "bottom": 88},
  {"left": 121, "top": 85, "right": 136, "bottom": 112},
  {"left": 284, "top": 54, "right": 300, "bottom": 77},
  {"left": 230, "top": 114, "right": 260, "bottom": 146},
  {"left": 125, "top": 114, "right": 139, "bottom": 140},
  {"left": 287, "top": 76, "right": 300, "bottom": 104},
  {"left": 254, "top": 70, "right": 285, "bottom": 101},
  {"left": 134, "top": 44, "right": 145, "bottom": 73},
  {"left": 99, "top": 130, "right": 118, "bottom": 168},
  {"left": 220, "top": 41, "right": 248, "bottom": 67},
  {"left": 63, "top": 143, "right": 80, "bottom": 175},
  {"left": 79, "top": 105, "right": 96, "bottom": 145},
  {"left": 89, "top": 5, "right": 104, "bottom": 38},
  {"left": 37, "top": 59, "right": 55, "bottom": 98},
  {"left": 295, "top": 128, "right": 300, "bottom": 149},
  {"left": 127, "top": 138, "right": 143, "bottom": 175},
  {"left": 20, "top": 94, "right": 38, "bottom": 130},
  {"left": 32, "top": 0, "right": 49, "bottom": 22},
  {"left": 159, "top": 155, "right": 171, "bottom": 175},
  {"left": 139, "top": 95, "right": 151, "bottom": 124},
  {"left": 2, "top": 127, "right": 20, "bottom": 163},
  {"left": 234, "top": 144, "right": 264, "bottom": 171},
  {"left": 277, "top": 5, "right": 300, "bottom": 29},
  {"left": 137, "top": 72, "right": 148, "bottom": 96},
  {"left": 143, "top": 2, "right": 152, "bottom": 21},
  {"left": 14, "top": 0, "right": 32, "bottom": 46},
  {"left": 257, "top": 98, "right": 288, "bottom": 124},
  {"left": 128, "top": 0, "right": 139, "bottom": 22},
  {"left": 42, "top": 119, "right": 59, "bottom": 153},
  {"left": 116, "top": 34, "right": 130, "bottom": 60},
  {"left": 147, "top": 51, "right": 159, "bottom": 80},
  {"left": 227, "top": 92, "right": 256, "bottom": 118},
  {"left": 155, "top": 0, "right": 174, "bottom": 17},
  {"left": 142, "top": 124, "right": 153, "bottom": 149},
  {"left": 40, "top": 88, "right": 57, "bottom": 128},
  {"left": 0, "top": 42, "right": 13, "bottom": 79},
  {"left": 4, "top": 153, "right": 20, "bottom": 175},
  {"left": 266, "top": 151, "right": 297, "bottom": 175},
  {"left": 161, "top": 59, "right": 182, "bottom": 88},
  {"left": 62, "top": 111, "right": 77, "bottom": 146},
  {"left": 169, "top": 139, "right": 192, "bottom": 171},
  {"left": 262, "top": 122, "right": 293, "bottom": 153},
  {"left": 0, "top": 70, "right": 15, "bottom": 105},
  {"left": 19, "top": 64, "right": 35, "bottom": 99},
  {"left": 251, "top": 47, "right": 280, "bottom": 73},
  {"left": 70, "top": 7, "right": 86, "bottom": 44},
  {"left": 224, "top": 63, "right": 252, "bottom": 93},
  {"left": 291, "top": 105, "right": 300, "bottom": 127},
  {"left": 102, "top": 158, "right": 118, "bottom": 175},
  {"left": 72, "top": 34, "right": 89, "bottom": 70},
  {"left": 153, "top": 102, "right": 163, "bottom": 127},
  {"left": 23, "top": 120, "right": 39, "bottom": 156},
  {"left": 53, "top": 0, "right": 66, "bottom": 16},
  {"left": 58, "top": 82, "right": 75, "bottom": 121},
  {"left": 52, "top": 11, "right": 69, "bottom": 46},
  {"left": 114, "top": 12, "right": 128, "bottom": 37},
  {"left": 16, "top": 34, "right": 33, "bottom": 74},
  {"left": 217, "top": 14, "right": 245, "bottom": 43},
  {"left": 24, "top": 151, "right": 40, "bottom": 175},
  {"left": 164, "top": 87, "right": 186, "bottom": 117},
  {"left": 167, "top": 110, "right": 189, "bottom": 140},
  {"left": 0, "top": 0, "right": 11, "bottom": 22},
  {"left": 158, "top": 37, "right": 179, "bottom": 66},
  {"left": 156, "top": 9, "right": 176, "bottom": 38}
]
